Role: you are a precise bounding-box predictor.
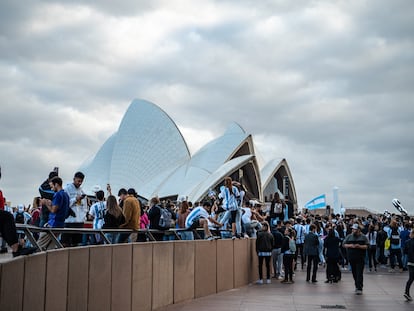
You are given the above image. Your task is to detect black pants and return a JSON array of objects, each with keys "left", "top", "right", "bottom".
[
  {"left": 349, "top": 258, "right": 365, "bottom": 290},
  {"left": 306, "top": 255, "right": 319, "bottom": 281},
  {"left": 283, "top": 254, "right": 294, "bottom": 281},
  {"left": 0, "top": 210, "right": 18, "bottom": 246},
  {"left": 326, "top": 257, "right": 340, "bottom": 281},
  {"left": 61, "top": 222, "right": 84, "bottom": 246},
  {"left": 367, "top": 245, "right": 377, "bottom": 269},
  {"left": 377, "top": 244, "right": 386, "bottom": 264},
  {"left": 295, "top": 243, "right": 304, "bottom": 269},
  {"left": 258, "top": 256, "right": 271, "bottom": 280},
  {"left": 405, "top": 265, "right": 414, "bottom": 296},
  {"left": 389, "top": 248, "right": 403, "bottom": 269}
]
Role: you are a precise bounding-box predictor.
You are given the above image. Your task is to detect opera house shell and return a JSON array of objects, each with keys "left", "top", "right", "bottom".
[{"left": 79, "top": 99, "right": 297, "bottom": 208}]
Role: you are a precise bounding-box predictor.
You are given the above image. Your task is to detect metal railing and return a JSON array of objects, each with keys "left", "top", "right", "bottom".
[{"left": 14, "top": 224, "right": 224, "bottom": 251}]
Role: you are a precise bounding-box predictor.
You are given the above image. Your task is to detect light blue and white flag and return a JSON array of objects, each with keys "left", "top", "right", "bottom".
[{"left": 304, "top": 194, "right": 326, "bottom": 210}]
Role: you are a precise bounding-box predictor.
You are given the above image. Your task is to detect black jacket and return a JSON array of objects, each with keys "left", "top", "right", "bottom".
[
  {"left": 304, "top": 232, "right": 319, "bottom": 256},
  {"left": 272, "top": 229, "right": 284, "bottom": 249},
  {"left": 256, "top": 231, "right": 274, "bottom": 253},
  {"left": 404, "top": 238, "right": 414, "bottom": 263},
  {"left": 103, "top": 212, "right": 125, "bottom": 229}
]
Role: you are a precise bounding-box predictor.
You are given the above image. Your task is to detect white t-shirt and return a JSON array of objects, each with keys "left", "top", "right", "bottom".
[
  {"left": 241, "top": 207, "right": 252, "bottom": 224},
  {"left": 64, "top": 183, "right": 88, "bottom": 223}
]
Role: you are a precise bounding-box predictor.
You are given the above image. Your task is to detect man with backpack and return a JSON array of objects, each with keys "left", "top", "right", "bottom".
[
  {"left": 388, "top": 218, "right": 403, "bottom": 272},
  {"left": 148, "top": 197, "right": 176, "bottom": 241}
]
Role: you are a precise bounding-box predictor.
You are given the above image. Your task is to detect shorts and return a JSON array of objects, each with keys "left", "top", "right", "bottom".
[
  {"left": 229, "top": 210, "right": 237, "bottom": 224},
  {"left": 188, "top": 218, "right": 202, "bottom": 229}
]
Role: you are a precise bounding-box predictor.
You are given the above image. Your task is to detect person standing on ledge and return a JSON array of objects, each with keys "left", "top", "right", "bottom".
[{"left": 343, "top": 223, "right": 369, "bottom": 295}]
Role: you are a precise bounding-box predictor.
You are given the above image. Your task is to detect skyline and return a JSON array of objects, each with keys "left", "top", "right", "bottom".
[{"left": 0, "top": 0, "right": 413, "bottom": 214}]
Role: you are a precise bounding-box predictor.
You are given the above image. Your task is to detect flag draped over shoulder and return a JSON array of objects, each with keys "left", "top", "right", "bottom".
[{"left": 304, "top": 194, "right": 326, "bottom": 210}]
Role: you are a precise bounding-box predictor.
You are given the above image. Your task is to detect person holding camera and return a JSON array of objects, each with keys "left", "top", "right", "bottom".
[{"left": 62, "top": 172, "right": 88, "bottom": 247}]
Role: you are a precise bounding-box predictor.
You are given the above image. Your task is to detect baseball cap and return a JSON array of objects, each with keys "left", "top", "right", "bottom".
[{"left": 352, "top": 223, "right": 360, "bottom": 230}]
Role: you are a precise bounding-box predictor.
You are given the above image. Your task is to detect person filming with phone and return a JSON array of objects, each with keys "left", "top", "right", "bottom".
[{"left": 62, "top": 171, "right": 88, "bottom": 247}]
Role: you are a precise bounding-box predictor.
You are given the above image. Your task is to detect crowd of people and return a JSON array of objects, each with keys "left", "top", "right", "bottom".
[
  {"left": 255, "top": 206, "right": 414, "bottom": 301},
  {"left": 1, "top": 168, "right": 413, "bottom": 301}
]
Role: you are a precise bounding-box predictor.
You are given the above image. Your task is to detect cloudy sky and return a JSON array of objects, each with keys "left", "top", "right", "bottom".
[{"left": 1, "top": 0, "right": 413, "bottom": 214}]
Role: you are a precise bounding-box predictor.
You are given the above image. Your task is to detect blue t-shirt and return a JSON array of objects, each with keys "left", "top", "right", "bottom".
[{"left": 48, "top": 189, "right": 69, "bottom": 228}]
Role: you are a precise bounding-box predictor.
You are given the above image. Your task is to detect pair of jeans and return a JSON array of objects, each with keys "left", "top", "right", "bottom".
[
  {"left": 220, "top": 209, "right": 242, "bottom": 234},
  {"left": 105, "top": 233, "right": 119, "bottom": 244},
  {"left": 272, "top": 248, "right": 283, "bottom": 276}
]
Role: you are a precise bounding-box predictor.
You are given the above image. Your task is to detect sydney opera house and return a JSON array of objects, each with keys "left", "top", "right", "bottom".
[{"left": 79, "top": 99, "right": 297, "bottom": 209}]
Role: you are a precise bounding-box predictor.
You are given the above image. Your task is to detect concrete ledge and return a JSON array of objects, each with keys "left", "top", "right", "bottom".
[{"left": 0, "top": 238, "right": 256, "bottom": 310}]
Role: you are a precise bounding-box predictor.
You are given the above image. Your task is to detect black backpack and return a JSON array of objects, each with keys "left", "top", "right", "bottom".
[
  {"left": 15, "top": 212, "right": 25, "bottom": 224},
  {"left": 390, "top": 227, "right": 400, "bottom": 246}
]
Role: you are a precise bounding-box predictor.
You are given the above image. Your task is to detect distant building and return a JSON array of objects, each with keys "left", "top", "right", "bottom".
[{"left": 79, "top": 99, "right": 297, "bottom": 209}]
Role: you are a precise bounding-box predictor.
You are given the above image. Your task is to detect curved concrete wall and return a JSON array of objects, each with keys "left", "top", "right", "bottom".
[{"left": 0, "top": 239, "right": 258, "bottom": 311}]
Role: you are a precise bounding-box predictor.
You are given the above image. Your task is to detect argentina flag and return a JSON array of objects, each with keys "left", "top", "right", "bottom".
[{"left": 304, "top": 194, "right": 326, "bottom": 210}]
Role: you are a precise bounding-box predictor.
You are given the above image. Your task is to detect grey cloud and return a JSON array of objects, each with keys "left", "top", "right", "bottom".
[{"left": 0, "top": 0, "right": 413, "bottom": 214}]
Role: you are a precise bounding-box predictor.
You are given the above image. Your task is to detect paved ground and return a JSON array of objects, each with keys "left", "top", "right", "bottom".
[
  {"left": 2, "top": 251, "right": 412, "bottom": 310},
  {"left": 159, "top": 265, "right": 413, "bottom": 311}
]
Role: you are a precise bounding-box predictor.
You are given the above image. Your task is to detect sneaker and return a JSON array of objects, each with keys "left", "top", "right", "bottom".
[
  {"left": 266, "top": 279, "right": 271, "bottom": 284},
  {"left": 312, "top": 280, "right": 318, "bottom": 283},
  {"left": 12, "top": 246, "right": 37, "bottom": 258},
  {"left": 231, "top": 235, "right": 237, "bottom": 240},
  {"left": 256, "top": 279, "right": 263, "bottom": 285},
  {"left": 0, "top": 248, "right": 8, "bottom": 254},
  {"left": 388, "top": 268, "right": 396, "bottom": 273},
  {"left": 205, "top": 235, "right": 215, "bottom": 241},
  {"left": 281, "top": 279, "right": 289, "bottom": 284},
  {"left": 404, "top": 293, "right": 412, "bottom": 301},
  {"left": 355, "top": 289, "right": 363, "bottom": 295},
  {"left": 277, "top": 276, "right": 284, "bottom": 280}
]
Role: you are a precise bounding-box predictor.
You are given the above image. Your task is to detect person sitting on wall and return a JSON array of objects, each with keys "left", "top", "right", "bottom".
[
  {"left": 185, "top": 201, "right": 222, "bottom": 240},
  {"left": 0, "top": 210, "right": 37, "bottom": 257}
]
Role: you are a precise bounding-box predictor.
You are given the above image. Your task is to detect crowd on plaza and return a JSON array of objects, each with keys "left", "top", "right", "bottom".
[
  {"left": 255, "top": 201, "right": 414, "bottom": 301},
  {"left": 0, "top": 167, "right": 413, "bottom": 301}
]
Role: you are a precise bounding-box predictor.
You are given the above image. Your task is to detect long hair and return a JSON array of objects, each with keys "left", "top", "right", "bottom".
[
  {"left": 179, "top": 201, "right": 189, "bottom": 214},
  {"left": 32, "top": 197, "right": 40, "bottom": 209},
  {"left": 106, "top": 195, "right": 122, "bottom": 218},
  {"left": 224, "top": 177, "right": 233, "bottom": 195}
]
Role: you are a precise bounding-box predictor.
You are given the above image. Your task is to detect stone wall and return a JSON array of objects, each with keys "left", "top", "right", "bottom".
[{"left": 0, "top": 239, "right": 258, "bottom": 311}]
